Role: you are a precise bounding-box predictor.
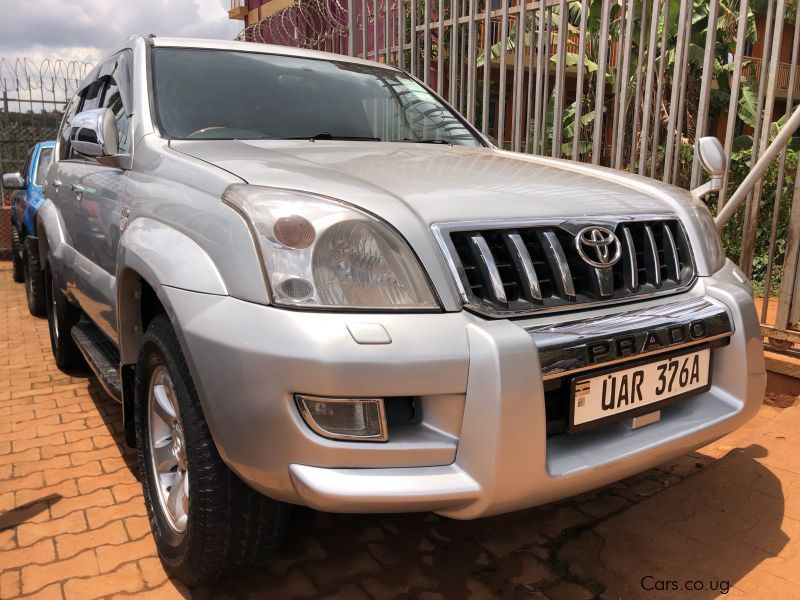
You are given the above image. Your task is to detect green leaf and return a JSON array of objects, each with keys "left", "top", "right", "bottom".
[
  {"left": 738, "top": 83, "right": 758, "bottom": 128},
  {"left": 561, "top": 52, "right": 599, "bottom": 73}
]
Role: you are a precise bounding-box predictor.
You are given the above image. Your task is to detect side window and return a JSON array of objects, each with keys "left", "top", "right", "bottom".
[
  {"left": 34, "top": 148, "right": 54, "bottom": 186},
  {"left": 58, "top": 94, "right": 80, "bottom": 161},
  {"left": 100, "top": 77, "right": 131, "bottom": 154},
  {"left": 81, "top": 79, "right": 104, "bottom": 112}
]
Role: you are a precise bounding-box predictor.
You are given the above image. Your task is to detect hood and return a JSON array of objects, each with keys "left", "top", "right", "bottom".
[{"left": 170, "top": 140, "right": 692, "bottom": 225}]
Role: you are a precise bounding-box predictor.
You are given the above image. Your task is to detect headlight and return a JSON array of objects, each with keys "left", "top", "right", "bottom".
[
  {"left": 224, "top": 185, "right": 438, "bottom": 309},
  {"left": 691, "top": 199, "right": 727, "bottom": 274}
]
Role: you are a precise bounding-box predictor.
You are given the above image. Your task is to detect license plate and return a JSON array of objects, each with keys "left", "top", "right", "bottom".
[{"left": 571, "top": 348, "right": 711, "bottom": 430}]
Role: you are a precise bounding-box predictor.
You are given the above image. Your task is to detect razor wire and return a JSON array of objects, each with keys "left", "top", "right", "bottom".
[
  {"left": 237, "top": 0, "right": 395, "bottom": 50},
  {"left": 0, "top": 57, "right": 92, "bottom": 99}
]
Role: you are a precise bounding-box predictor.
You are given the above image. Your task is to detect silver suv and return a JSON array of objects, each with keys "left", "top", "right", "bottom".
[{"left": 40, "top": 36, "right": 765, "bottom": 584}]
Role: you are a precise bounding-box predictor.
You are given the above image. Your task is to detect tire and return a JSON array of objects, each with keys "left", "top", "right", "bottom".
[
  {"left": 23, "top": 239, "right": 46, "bottom": 316},
  {"left": 44, "top": 262, "right": 84, "bottom": 370},
  {"left": 135, "top": 314, "right": 291, "bottom": 586},
  {"left": 10, "top": 227, "right": 24, "bottom": 283}
]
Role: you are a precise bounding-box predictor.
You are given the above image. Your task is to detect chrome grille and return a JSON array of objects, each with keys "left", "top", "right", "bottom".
[{"left": 434, "top": 217, "right": 696, "bottom": 317}]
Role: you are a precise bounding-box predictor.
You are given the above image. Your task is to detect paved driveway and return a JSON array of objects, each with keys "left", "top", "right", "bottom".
[{"left": 1, "top": 260, "right": 798, "bottom": 599}]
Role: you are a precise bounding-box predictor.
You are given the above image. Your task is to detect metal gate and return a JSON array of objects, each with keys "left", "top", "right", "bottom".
[
  {"left": 0, "top": 58, "right": 91, "bottom": 255},
  {"left": 237, "top": 0, "right": 800, "bottom": 364}
]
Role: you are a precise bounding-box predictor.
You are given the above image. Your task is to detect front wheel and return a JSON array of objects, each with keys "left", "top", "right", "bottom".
[
  {"left": 135, "top": 314, "right": 291, "bottom": 585},
  {"left": 10, "top": 227, "right": 24, "bottom": 283}
]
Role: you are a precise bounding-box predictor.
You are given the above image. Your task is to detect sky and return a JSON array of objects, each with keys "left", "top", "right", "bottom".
[{"left": 0, "top": 0, "right": 242, "bottom": 68}]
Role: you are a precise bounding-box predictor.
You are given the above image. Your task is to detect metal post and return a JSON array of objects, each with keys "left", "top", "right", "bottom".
[
  {"left": 715, "top": 102, "right": 800, "bottom": 231},
  {"left": 347, "top": 0, "right": 358, "bottom": 56}
]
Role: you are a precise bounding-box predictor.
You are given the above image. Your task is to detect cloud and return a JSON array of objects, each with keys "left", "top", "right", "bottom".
[{"left": 0, "top": 0, "right": 242, "bottom": 67}]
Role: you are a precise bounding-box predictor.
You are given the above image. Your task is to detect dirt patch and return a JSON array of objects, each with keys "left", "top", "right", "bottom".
[{"left": 764, "top": 392, "right": 799, "bottom": 409}]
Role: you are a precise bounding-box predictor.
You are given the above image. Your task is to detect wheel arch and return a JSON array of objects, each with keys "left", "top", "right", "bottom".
[{"left": 116, "top": 217, "right": 228, "bottom": 447}]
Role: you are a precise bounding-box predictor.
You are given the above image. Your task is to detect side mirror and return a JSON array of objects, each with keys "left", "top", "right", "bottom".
[
  {"left": 692, "top": 137, "right": 725, "bottom": 199},
  {"left": 70, "top": 108, "right": 119, "bottom": 159},
  {"left": 2, "top": 172, "right": 25, "bottom": 190}
]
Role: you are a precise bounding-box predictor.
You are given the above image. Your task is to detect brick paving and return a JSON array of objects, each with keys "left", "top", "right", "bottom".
[{"left": 0, "top": 258, "right": 798, "bottom": 599}]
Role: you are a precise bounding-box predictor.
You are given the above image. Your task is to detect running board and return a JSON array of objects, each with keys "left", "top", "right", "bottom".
[{"left": 71, "top": 321, "right": 122, "bottom": 402}]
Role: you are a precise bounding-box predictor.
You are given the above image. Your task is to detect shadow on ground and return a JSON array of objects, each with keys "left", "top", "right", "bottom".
[
  {"left": 191, "top": 444, "right": 787, "bottom": 599},
  {"left": 75, "top": 361, "right": 790, "bottom": 599}
]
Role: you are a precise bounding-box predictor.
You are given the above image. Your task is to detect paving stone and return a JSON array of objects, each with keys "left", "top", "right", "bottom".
[{"left": 1, "top": 252, "right": 800, "bottom": 599}]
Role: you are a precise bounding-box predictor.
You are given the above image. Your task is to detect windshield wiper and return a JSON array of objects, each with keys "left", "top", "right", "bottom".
[
  {"left": 402, "top": 138, "right": 452, "bottom": 145},
  {"left": 279, "top": 132, "right": 381, "bottom": 142}
]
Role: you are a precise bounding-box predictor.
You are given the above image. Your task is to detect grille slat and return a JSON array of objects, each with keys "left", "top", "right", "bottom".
[
  {"left": 468, "top": 234, "right": 508, "bottom": 305},
  {"left": 620, "top": 225, "right": 639, "bottom": 290},
  {"left": 538, "top": 230, "right": 576, "bottom": 300},
  {"left": 642, "top": 224, "right": 662, "bottom": 288},
  {"left": 443, "top": 218, "right": 696, "bottom": 317},
  {"left": 505, "top": 232, "right": 543, "bottom": 302}
]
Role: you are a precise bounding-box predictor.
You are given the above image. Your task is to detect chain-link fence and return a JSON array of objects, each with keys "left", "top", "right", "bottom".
[{"left": 0, "top": 57, "right": 92, "bottom": 256}]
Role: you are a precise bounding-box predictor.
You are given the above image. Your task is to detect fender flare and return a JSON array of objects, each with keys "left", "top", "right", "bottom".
[
  {"left": 36, "top": 199, "right": 67, "bottom": 271},
  {"left": 116, "top": 217, "right": 228, "bottom": 366}
]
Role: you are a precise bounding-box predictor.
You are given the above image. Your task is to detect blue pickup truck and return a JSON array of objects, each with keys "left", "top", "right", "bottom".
[{"left": 3, "top": 140, "right": 55, "bottom": 315}]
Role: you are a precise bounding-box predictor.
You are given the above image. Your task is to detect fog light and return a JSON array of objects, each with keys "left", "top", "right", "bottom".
[{"left": 295, "top": 395, "right": 388, "bottom": 442}]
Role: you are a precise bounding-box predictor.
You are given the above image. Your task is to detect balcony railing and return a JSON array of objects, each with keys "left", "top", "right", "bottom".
[
  {"left": 228, "top": 0, "right": 248, "bottom": 20},
  {"left": 741, "top": 56, "right": 800, "bottom": 97}
]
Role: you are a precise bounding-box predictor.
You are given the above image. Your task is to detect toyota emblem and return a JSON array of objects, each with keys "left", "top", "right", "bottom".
[{"left": 575, "top": 226, "right": 622, "bottom": 268}]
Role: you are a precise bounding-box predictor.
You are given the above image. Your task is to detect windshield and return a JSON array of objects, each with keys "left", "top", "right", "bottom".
[{"left": 152, "top": 48, "right": 481, "bottom": 145}]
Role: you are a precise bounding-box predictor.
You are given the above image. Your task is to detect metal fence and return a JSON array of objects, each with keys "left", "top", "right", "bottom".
[
  {"left": 0, "top": 58, "right": 91, "bottom": 255},
  {"left": 238, "top": 0, "right": 800, "bottom": 364}
]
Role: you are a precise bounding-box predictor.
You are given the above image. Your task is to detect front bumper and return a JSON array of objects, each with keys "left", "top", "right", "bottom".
[{"left": 161, "top": 260, "right": 765, "bottom": 519}]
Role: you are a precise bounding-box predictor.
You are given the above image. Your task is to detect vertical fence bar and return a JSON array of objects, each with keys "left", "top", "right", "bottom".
[
  {"left": 638, "top": 0, "right": 660, "bottom": 175},
  {"left": 718, "top": 0, "right": 750, "bottom": 207},
  {"left": 649, "top": 0, "right": 670, "bottom": 177},
  {"left": 571, "top": 0, "right": 589, "bottom": 161},
  {"left": 690, "top": 0, "right": 720, "bottom": 188},
  {"left": 551, "top": 0, "right": 568, "bottom": 158},
  {"left": 741, "top": 0, "right": 776, "bottom": 231},
  {"left": 411, "top": 0, "right": 419, "bottom": 76},
  {"left": 348, "top": 0, "right": 358, "bottom": 56},
  {"left": 384, "top": 0, "right": 390, "bottom": 64},
  {"left": 540, "top": 7, "right": 552, "bottom": 153},
  {"left": 628, "top": 0, "right": 649, "bottom": 172},
  {"left": 462, "top": 9, "right": 470, "bottom": 112},
  {"left": 613, "top": 0, "right": 634, "bottom": 169},
  {"left": 764, "top": 14, "right": 800, "bottom": 323},
  {"left": 449, "top": 0, "right": 459, "bottom": 104},
  {"left": 362, "top": 0, "right": 368, "bottom": 57},
  {"left": 524, "top": 1, "right": 538, "bottom": 153},
  {"left": 670, "top": 12, "right": 691, "bottom": 184},
  {"left": 481, "top": 0, "right": 491, "bottom": 134},
  {"left": 741, "top": 0, "right": 782, "bottom": 274},
  {"left": 398, "top": 0, "right": 406, "bottom": 70},
  {"left": 511, "top": 0, "right": 526, "bottom": 152},
  {"left": 497, "top": 0, "right": 510, "bottom": 146},
  {"left": 663, "top": 0, "right": 690, "bottom": 183},
  {"left": 424, "top": 0, "right": 431, "bottom": 84},
  {"left": 437, "top": 0, "right": 445, "bottom": 92},
  {"left": 373, "top": 0, "right": 379, "bottom": 60},
  {"left": 591, "top": 0, "right": 611, "bottom": 164},
  {"left": 466, "top": 0, "right": 477, "bottom": 122},
  {"left": 609, "top": 0, "right": 626, "bottom": 166},
  {"left": 776, "top": 153, "right": 800, "bottom": 330},
  {"left": 532, "top": 0, "right": 547, "bottom": 154}
]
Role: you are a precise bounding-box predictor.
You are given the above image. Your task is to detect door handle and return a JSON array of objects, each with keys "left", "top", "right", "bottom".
[
  {"left": 51, "top": 179, "right": 62, "bottom": 190},
  {"left": 71, "top": 184, "right": 85, "bottom": 194}
]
